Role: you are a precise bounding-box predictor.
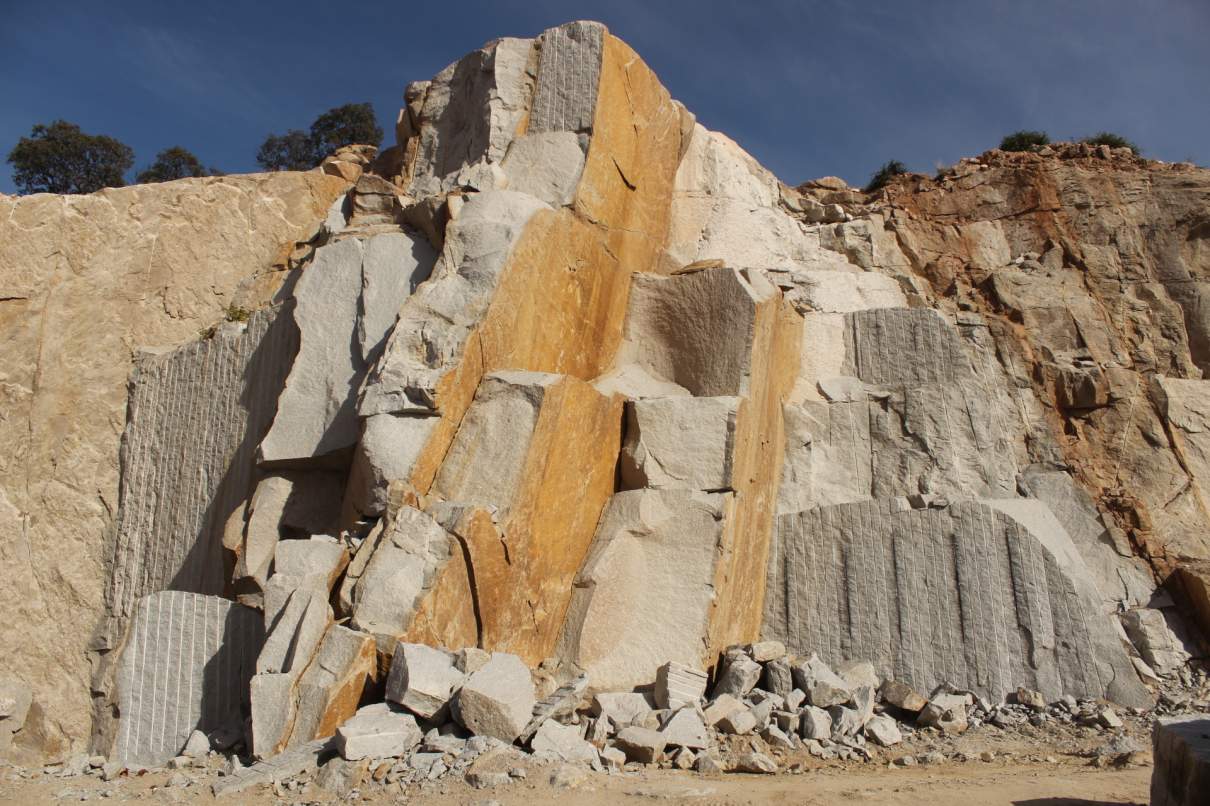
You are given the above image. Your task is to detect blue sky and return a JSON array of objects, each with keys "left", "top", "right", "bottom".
[{"left": 2, "top": 0, "right": 1207, "bottom": 193}]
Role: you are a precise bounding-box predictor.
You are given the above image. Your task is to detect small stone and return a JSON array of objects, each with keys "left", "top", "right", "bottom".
[
  {"left": 336, "top": 703, "right": 423, "bottom": 761},
  {"left": 809, "top": 681, "right": 851, "bottom": 708},
  {"left": 457, "top": 648, "right": 492, "bottom": 675},
  {"left": 827, "top": 705, "right": 866, "bottom": 737},
  {"left": 1015, "top": 687, "right": 1047, "bottom": 711},
  {"left": 747, "top": 641, "right": 787, "bottom": 662},
  {"left": 921, "top": 751, "right": 946, "bottom": 765},
  {"left": 167, "top": 771, "right": 190, "bottom": 788},
  {"left": 615, "top": 726, "right": 666, "bottom": 764},
  {"left": 549, "top": 763, "right": 588, "bottom": 788},
  {"left": 466, "top": 770, "right": 512, "bottom": 789},
  {"left": 673, "top": 747, "right": 696, "bottom": 770},
  {"left": 880, "top": 680, "right": 927, "bottom": 712},
  {"left": 785, "top": 689, "right": 806, "bottom": 710},
  {"left": 1097, "top": 707, "right": 1123, "bottom": 729},
  {"left": 599, "top": 746, "right": 626, "bottom": 769},
  {"left": 980, "top": 751, "right": 995, "bottom": 762},
  {"left": 530, "top": 719, "right": 597, "bottom": 763},
  {"left": 896, "top": 754, "right": 916, "bottom": 767},
  {"left": 100, "top": 762, "right": 124, "bottom": 782},
  {"left": 695, "top": 753, "right": 724, "bottom": 774},
  {"left": 761, "top": 724, "right": 796, "bottom": 751},
  {"left": 730, "top": 752, "right": 777, "bottom": 774},
  {"left": 180, "top": 730, "right": 210, "bottom": 759}
]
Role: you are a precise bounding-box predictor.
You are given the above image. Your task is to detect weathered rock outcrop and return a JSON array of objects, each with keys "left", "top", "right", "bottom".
[{"left": 0, "top": 171, "right": 349, "bottom": 754}]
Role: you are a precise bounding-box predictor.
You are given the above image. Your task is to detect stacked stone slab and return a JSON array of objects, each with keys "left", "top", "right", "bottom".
[{"left": 113, "top": 592, "right": 262, "bottom": 767}]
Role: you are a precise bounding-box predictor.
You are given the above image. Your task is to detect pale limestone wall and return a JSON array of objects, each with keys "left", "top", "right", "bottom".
[{"left": 0, "top": 171, "right": 348, "bottom": 754}]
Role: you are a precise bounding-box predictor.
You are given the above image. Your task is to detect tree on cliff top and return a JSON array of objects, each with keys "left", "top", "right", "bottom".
[
  {"left": 7, "top": 120, "right": 134, "bottom": 194},
  {"left": 136, "top": 146, "right": 214, "bottom": 184},
  {"left": 256, "top": 103, "right": 383, "bottom": 171}
]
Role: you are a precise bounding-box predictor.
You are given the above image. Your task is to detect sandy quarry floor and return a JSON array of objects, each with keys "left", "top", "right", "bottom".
[
  {"left": 0, "top": 720, "right": 1157, "bottom": 806},
  {"left": 0, "top": 758, "right": 1151, "bottom": 806}
]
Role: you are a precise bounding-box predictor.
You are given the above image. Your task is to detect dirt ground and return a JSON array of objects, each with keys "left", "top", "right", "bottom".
[{"left": 0, "top": 758, "right": 1151, "bottom": 806}]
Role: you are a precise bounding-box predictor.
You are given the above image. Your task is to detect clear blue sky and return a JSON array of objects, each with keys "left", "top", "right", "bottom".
[{"left": 2, "top": 0, "right": 1207, "bottom": 194}]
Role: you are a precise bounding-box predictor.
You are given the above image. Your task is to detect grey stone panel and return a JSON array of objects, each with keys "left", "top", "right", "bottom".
[
  {"left": 1151, "top": 716, "right": 1210, "bottom": 806},
  {"left": 842, "top": 308, "right": 969, "bottom": 387},
  {"left": 528, "top": 21, "right": 606, "bottom": 135},
  {"left": 113, "top": 592, "right": 263, "bottom": 767},
  {"left": 764, "top": 499, "right": 1149, "bottom": 707},
  {"left": 106, "top": 306, "right": 297, "bottom": 623}
]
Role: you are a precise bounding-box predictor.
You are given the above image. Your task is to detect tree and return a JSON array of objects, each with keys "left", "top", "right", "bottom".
[
  {"left": 256, "top": 129, "right": 318, "bottom": 172},
  {"left": 6, "top": 120, "right": 133, "bottom": 194},
  {"left": 864, "top": 160, "right": 907, "bottom": 193},
  {"left": 999, "top": 130, "right": 1050, "bottom": 152},
  {"left": 255, "top": 103, "right": 383, "bottom": 171},
  {"left": 1082, "top": 132, "right": 1141, "bottom": 154},
  {"left": 308, "top": 103, "right": 382, "bottom": 161},
  {"left": 136, "top": 146, "right": 210, "bottom": 183}
]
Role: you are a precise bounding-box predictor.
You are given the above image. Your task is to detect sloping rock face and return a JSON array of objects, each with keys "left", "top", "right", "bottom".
[
  {"left": 0, "top": 171, "right": 350, "bottom": 755},
  {"left": 6, "top": 21, "right": 1209, "bottom": 762}
]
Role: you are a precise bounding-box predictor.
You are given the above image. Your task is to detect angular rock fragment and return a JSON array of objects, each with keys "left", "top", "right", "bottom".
[
  {"left": 731, "top": 751, "right": 777, "bottom": 773},
  {"left": 336, "top": 704, "right": 422, "bottom": 761},
  {"left": 702, "top": 694, "right": 745, "bottom": 728},
  {"left": 799, "top": 706, "right": 832, "bottom": 740},
  {"left": 1121, "top": 609, "right": 1191, "bottom": 676},
  {"left": 713, "top": 653, "right": 763, "bottom": 698},
  {"left": 454, "top": 654, "right": 536, "bottom": 742},
  {"left": 385, "top": 643, "right": 465, "bottom": 719},
  {"left": 717, "top": 709, "right": 757, "bottom": 736},
  {"left": 880, "top": 680, "right": 927, "bottom": 712},
  {"left": 292, "top": 626, "right": 377, "bottom": 745},
  {"left": 615, "top": 726, "right": 666, "bottom": 764},
  {"left": 530, "top": 719, "right": 597, "bottom": 763},
  {"left": 113, "top": 592, "right": 262, "bottom": 768},
  {"left": 501, "top": 132, "right": 586, "bottom": 207},
  {"left": 520, "top": 674, "right": 589, "bottom": 742},
  {"left": 659, "top": 707, "right": 709, "bottom": 749}
]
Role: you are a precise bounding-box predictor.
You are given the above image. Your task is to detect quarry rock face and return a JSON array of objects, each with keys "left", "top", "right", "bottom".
[{"left": 1, "top": 19, "right": 1208, "bottom": 765}]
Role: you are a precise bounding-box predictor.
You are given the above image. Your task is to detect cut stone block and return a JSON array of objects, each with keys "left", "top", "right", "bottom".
[
  {"left": 250, "top": 673, "right": 298, "bottom": 759},
  {"left": 112, "top": 592, "right": 262, "bottom": 768},
  {"left": 654, "top": 662, "right": 708, "bottom": 710},
  {"left": 765, "top": 499, "right": 1152, "bottom": 707},
  {"left": 620, "top": 396, "right": 740, "bottom": 491},
  {"left": 1121, "top": 608, "right": 1191, "bottom": 676},
  {"left": 273, "top": 539, "right": 348, "bottom": 595},
  {"left": 385, "top": 642, "right": 465, "bottom": 719},
  {"left": 717, "top": 709, "right": 757, "bottom": 735},
  {"left": 1151, "top": 716, "right": 1210, "bottom": 806},
  {"left": 336, "top": 703, "right": 423, "bottom": 761},
  {"left": 702, "top": 694, "right": 744, "bottom": 727},
  {"left": 291, "top": 626, "right": 377, "bottom": 746},
  {"left": 557, "top": 489, "right": 728, "bottom": 691},
  {"left": 453, "top": 653, "right": 536, "bottom": 742}
]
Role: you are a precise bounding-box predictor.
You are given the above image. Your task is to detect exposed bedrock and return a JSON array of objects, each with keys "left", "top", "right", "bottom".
[{"left": 9, "top": 18, "right": 1210, "bottom": 764}]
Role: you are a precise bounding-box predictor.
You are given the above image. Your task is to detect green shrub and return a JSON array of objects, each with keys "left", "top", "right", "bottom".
[
  {"left": 999, "top": 130, "right": 1050, "bottom": 152},
  {"left": 1081, "top": 132, "right": 1140, "bottom": 154},
  {"left": 864, "top": 160, "right": 907, "bottom": 193},
  {"left": 225, "top": 304, "right": 251, "bottom": 323}
]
